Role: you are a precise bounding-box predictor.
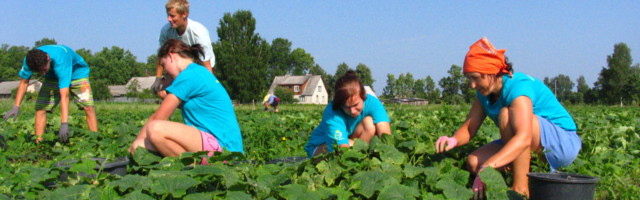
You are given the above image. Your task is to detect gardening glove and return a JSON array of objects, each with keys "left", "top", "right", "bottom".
[
  {"left": 472, "top": 167, "right": 486, "bottom": 200},
  {"left": 59, "top": 123, "right": 69, "bottom": 143},
  {"left": 435, "top": 136, "right": 458, "bottom": 153},
  {"left": 3, "top": 105, "right": 20, "bottom": 122},
  {"left": 150, "top": 77, "right": 162, "bottom": 94}
]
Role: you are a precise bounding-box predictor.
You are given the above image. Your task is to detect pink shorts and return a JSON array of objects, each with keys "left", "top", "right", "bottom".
[{"left": 200, "top": 131, "right": 223, "bottom": 165}]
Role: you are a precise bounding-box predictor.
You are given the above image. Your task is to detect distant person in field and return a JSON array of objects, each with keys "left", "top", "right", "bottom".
[
  {"left": 129, "top": 39, "right": 243, "bottom": 164},
  {"left": 150, "top": 0, "right": 216, "bottom": 98},
  {"left": 434, "top": 37, "right": 581, "bottom": 198},
  {"left": 263, "top": 94, "right": 280, "bottom": 112},
  {"left": 2, "top": 45, "right": 98, "bottom": 144},
  {"left": 304, "top": 70, "right": 391, "bottom": 157}
]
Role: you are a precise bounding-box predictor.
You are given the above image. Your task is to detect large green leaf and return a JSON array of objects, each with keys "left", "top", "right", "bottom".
[
  {"left": 43, "top": 185, "right": 91, "bottom": 200},
  {"left": 435, "top": 179, "right": 473, "bottom": 200},
  {"left": 110, "top": 174, "right": 152, "bottom": 192},
  {"left": 122, "top": 190, "right": 155, "bottom": 200},
  {"left": 226, "top": 191, "right": 253, "bottom": 200},
  {"left": 278, "top": 184, "right": 321, "bottom": 200},
  {"left": 351, "top": 170, "right": 399, "bottom": 198},
  {"left": 315, "top": 160, "right": 342, "bottom": 186},
  {"left": 378, "top": 183, "right": 420, "bottom": 200},
  {"left": 478, "top": 167, "right": 510, "bottom": 200},
  {"left": 317, "top": 187, "right": 352, "bottom": 200},
  {"left": 69, "top": 159, "right": 98, "bottom": 175},
  {"left": 403, "top": 165, "right": 426, "bottom": 178},
  {"left": 149, "top": 175, "right": 200, "bottom": 198},
  {"left": 133, "top": 148, "right": 162, "bottom": 166}
]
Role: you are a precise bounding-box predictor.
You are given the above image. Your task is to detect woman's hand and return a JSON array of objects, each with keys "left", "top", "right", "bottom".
[
  {"left": 129, "top": 138, "right": 146, "bottom": 154},
  {"left": 435, "top": 136, "right": 458, "bottom": 153}
]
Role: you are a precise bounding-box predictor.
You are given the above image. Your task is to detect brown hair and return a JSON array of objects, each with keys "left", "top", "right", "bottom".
[
  {"left": 25, "top": 49, "right": 49, "bottom": 74},
  {"left": 332, "top": 70, "right": 366, "bottom": 110},
  {"left": 158, "top": 39, "right": 204, "bottom": 65},
  {"left": 166, "top": 0, "right": 190, "bottom": 15}
]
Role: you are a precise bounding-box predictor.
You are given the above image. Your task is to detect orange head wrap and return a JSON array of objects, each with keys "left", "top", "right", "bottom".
[{"left": 463, "top": 37, "right": 510, "bottom": 75}]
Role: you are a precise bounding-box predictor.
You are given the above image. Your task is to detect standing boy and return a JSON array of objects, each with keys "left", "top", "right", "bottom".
[
  {"left": 3, "top": 45, "right": 98, "bottom": 143},
  {"left": 150, "top": 0, "right": 216, "bottom": 96}
]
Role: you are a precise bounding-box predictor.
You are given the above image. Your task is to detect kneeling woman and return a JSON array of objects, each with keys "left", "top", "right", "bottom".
[
  {"left": 435, "top": 37, "right": 581, "bottom": 197},
  {"left": 304, "top": 70, "right": 391, "bottom": 157},
  {"left": 129, "top": 39, "right": 244, "bottom": 163}
]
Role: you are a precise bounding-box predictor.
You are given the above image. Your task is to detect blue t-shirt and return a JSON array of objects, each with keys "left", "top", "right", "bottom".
[
  {"left": 19, "top": 45, "right": 90, "bottom": 89},
  {"left": 477, "top": 72, "right": 576, "bottom": 131},
  {"left": 166, "top": 63, "right": 244, "bottom": 153},
  {"left": 304, "top": 94, "right": 390, "bottom": 157}
]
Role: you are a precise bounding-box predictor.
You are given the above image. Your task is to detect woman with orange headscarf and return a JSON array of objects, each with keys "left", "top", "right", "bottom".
[{"left": 434, "top": 37, "right": 581, "bottom": 198}]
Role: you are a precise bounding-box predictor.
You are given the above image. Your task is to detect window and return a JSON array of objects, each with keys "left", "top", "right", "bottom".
[
  {"left": 317, "top": 86, "right": 322, "bottom": 92},
  {"left": 294, "top": 85, "right": 300, "bottom": 92},
  {"left": 299, "top": 96, "right": 305, "bottom": 102},
  {"left": 316, "top": 95, "right": 319, "bottom": 103}
]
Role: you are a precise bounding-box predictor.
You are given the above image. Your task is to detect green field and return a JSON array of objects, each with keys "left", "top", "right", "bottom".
[{"left": 1, "top": 99, "right": 638, "bottom": 199}]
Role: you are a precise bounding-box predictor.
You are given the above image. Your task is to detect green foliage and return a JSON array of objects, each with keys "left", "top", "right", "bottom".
[
  {"left": 87, "top": 46, "right": 144, "bottom": 85},
  {"left": 273, "top": 86, "right": 297, "bottom": 104},
  {"left": 90, "top": 79, "right": 112, "bottom": 100},
  {"left": 34, "top": 38, "right": 57, "bottom": 48},
  {"left": 0, "top": 102, "right": 639, "bottom": 199},
  {"left": 0, "top": 44, "right": 29, "bottom": 81},
  {"left": 214, "top": 10, "right": 270, "bottom": 103},
  {"left": 595, "top": 43, "right": 634, "bottom": 105}
]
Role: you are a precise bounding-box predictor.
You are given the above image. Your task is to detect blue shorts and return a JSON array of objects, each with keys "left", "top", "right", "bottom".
[{"left": 491, "top": 115, "right": 581, "bottom": 172}]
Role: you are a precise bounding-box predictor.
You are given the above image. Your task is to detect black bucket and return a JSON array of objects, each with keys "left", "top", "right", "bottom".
[
  {"left": 528, "top": 172, "right": 599, "bottom": 200},
  {"left": 56, "top": 157, "right": 129, "bottom": 180}
]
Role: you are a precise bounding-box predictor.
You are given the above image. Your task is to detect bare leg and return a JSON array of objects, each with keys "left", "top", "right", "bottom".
[
  {"left": 351, "top": 116, "right": 376, "bottom": 143},
  {"left": 34, "top": 110, "right": 47, "bottom": 143},
  {"left": 83, "top": 106, "right": 98, "bottom": 132},
  {"left": 146, "top": 120, "right": 203, "bottom": 157},
  {"left": 496, "top": 107, "right": 541, "bottom": 197}
]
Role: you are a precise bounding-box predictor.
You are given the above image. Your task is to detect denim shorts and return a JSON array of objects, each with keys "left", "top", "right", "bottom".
[{"left": 491, "top": 115, "right": 581, "bottom": 172}]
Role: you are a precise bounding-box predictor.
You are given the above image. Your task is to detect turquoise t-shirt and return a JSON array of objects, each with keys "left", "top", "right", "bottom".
[
  {"left": 477, "top": 72, "right": 577, "bottom": 131},
  {"left": 19, "top": 45, "right": 90, "bottom": 89},
  {"left": 304, "top": 94, "right": 390, "bottom": 157},
  {"left": 166, "top": 63, "right": 244, "bottom": 153}
]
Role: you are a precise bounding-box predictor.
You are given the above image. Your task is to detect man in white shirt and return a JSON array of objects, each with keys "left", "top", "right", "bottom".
[{"left": 151, "top": 0, "right": 216, "bottom": 96}]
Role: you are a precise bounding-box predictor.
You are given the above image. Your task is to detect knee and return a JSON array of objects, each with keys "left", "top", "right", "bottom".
[
  {"left": 83, "top": 106, "right": 95, "bottom": 113},
  {"left": 361, "top": 116, "right": 375, "bottom": 133},
  {"left": 146, "top": 120, "right": 166, "bottom": 143},
  {"left": 467, "top": 154, "right": 481, "bottom": 174}
]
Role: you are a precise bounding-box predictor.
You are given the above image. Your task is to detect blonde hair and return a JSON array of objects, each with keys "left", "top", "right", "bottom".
[{"left": 166, "top": 0, "right": 190, "bottom": 15}]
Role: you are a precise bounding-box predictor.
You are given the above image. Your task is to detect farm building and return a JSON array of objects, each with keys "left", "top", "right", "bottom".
[
  {"left": 268, "top": 74, "right": 328, "bottom": 104},
  {"left": 108, "top": 76, "right": 157, "bottom": 97},
  {"left": 386, "top": 97, "right": 429, "bottom": 105},
  {"left": 0, "top": 80, "right": 42, "bottom": 98}
]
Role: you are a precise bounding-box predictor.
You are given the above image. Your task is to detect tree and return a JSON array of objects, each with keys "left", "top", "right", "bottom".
[
  {"left": 413, "top": 78, "right": 427, "bottom": 98},
  {"left": 397, "top": 73, "right": 415, "bottom": 98},
  {"left": 273, "top": 86, "right": 297, "bottom": 104},
  {"left": 575, "top": 76, "right": 590, "bottom": 104},
  {"left": 439, "top": 65, "right": 464, "bottom": 104},
  {"left": 334, "top": 63, "right": 351, "bottom": 78},
  {"left": 594, "top": 43, "right": 633, "bottom": 105},
  {"left": 88, "top": 46, "right": 143, "bottom": 85},
  {"left": 267, "top": 38, "right": 292, "bottom": 81},
  {"left": 214, "top": 10, "right": 270, "bottom": 103},
  {"left": 91, "top": 79, "right": 112, "bottom": 100},
  {"left": 0, "top": 44, "right": 29, "bottom": 81},
  {"left": 290, "top": 48, "right": 314, "bottom": 75},
  {"left": 629, "top": 64, "right": 640, "bottom": 104},
  {"left": 382, "top": 74, "right": 396, "bottom": 99},
  {"left": 424, "top": 76, "right": 440, "bottom": 104},
  {"left": 34, "top": 38, "right": 57, "bottom": 48},
  {"left": 544, "top": 74, "right": 574, "bottom": 103},
  {"left": 355, "top": 63, "right": 375, "bottom": 87}
]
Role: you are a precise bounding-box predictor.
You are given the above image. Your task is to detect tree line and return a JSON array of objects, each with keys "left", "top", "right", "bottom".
[
  {"left": 1, "top": 10, "right": 638, "bottom": 105},
  {"left": 379, "top": 43, "right": 640, "bottom": 106}
]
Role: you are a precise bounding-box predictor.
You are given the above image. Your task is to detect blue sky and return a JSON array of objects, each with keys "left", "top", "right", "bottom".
[{"left": 2, "top": 1, "right": 639, "bottom": 93}]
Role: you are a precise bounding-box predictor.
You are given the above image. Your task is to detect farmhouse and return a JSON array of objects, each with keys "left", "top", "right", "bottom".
[
  {"left": 108, "top": 76, "right": 157, "bottom": 97},
  {"left": 268, "top": 74, "right": 328, "bottom": 104},
  {"left": 0, "top": 80, "right": 42, "bottom": 98}
]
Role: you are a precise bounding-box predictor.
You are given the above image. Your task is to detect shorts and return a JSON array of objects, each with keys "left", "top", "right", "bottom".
[
  {"left": 36, "top": 78, "right": 94, "bottom": 111},
  {"left": 491, "top": 115, "right": 581, "bottom": 172},
  {"left": 200, "top": 130, "right": 223, "bottom": 165}
]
